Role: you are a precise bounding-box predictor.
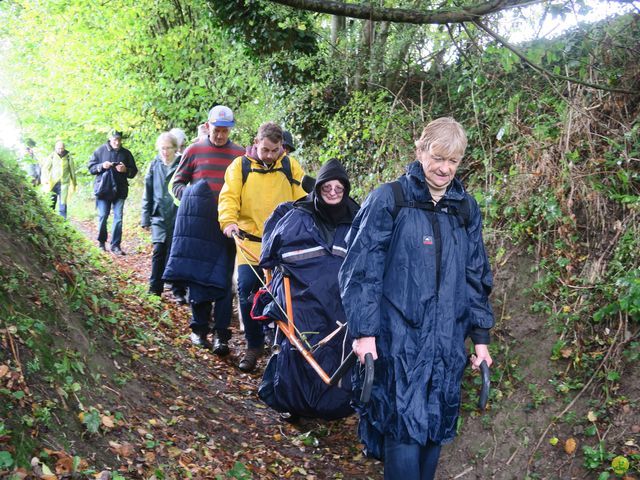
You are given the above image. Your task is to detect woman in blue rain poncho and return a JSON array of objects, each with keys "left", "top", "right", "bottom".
[{"left": 339, "top": 118, "right": 495, "bottom": 480}]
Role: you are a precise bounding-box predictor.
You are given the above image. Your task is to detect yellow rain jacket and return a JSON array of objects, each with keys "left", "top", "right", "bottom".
[
  {"left": 41, "top": 150, "right": 77, "bottom": 203},
  {"left": 219, "top": 152, "right": 306, "bottom": 265}
]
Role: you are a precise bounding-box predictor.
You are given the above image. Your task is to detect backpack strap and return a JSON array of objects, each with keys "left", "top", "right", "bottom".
[
  {"left": 242, "top": 155, "right": 301, "bottom": 186},
  {"left": 389, "top": 181, "right": 404, "bottom": 220},
  {"left": 387, "top": 180, "right": 470, "bottom": 227},
  {"left": 280, "top": 156, "right": 300, "bottom": 186},
  {"left": 389, "top": 181, "right": 436, "bottom": 219},
  {"left": 456, "top": 195, "right": 470, "bottom": 228},
  {"left": 241, "top": 156, "right": 251, "bottom": 184}
]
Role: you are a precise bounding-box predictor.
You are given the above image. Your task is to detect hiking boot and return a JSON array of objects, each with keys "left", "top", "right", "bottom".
[
  {"left": 111, "top": 245, "right": 126, "bottom": 255},
  {"left": 148, "top": 289, "right": 162, "bottom": 297},
  {"left": 239, "top": 347, "right": 263, "bottom": 372},
  {"left": 212, "top": 338, "right": 230, "bottom": 357},
  {"left": 98, "top": 242, "right": 107, "bottom": 251},
  {"left": 190, "top": 332, "right": 212, "bottom": 350}
]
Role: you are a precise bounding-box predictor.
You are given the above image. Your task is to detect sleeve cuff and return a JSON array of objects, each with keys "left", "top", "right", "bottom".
[{"left": 469, "top": 327, "right": 491, "bottom": 345}]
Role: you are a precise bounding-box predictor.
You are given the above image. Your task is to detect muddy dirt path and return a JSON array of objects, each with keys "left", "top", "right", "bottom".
[{"left": 72, "top": 218, "right": 384, "bottom": 479}]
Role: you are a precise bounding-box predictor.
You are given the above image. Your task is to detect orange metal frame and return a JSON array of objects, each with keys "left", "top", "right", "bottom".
[{"left": 233, "top": 235, "right": 333, "bottom": 384}]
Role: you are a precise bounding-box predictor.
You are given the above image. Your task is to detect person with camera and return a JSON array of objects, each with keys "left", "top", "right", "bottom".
[{"left": 88, "top": 129, "right": 138, "bottom": 254}]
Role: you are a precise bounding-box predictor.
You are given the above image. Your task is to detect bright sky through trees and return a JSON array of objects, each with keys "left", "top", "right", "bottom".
[
  {"left": 503, "top": 0, "right": 637, "bottom": 43},
  {"left": 0, "top": 101, "right": 21, "bottom": 149}
]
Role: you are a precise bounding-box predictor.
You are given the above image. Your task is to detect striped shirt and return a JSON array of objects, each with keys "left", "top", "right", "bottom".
[{"left": 171, "top": 138, "right": 244, "bottom": 201}]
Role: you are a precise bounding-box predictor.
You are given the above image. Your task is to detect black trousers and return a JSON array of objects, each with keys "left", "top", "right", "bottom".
[{"left": 150, "top": 241, "right": 185, "bottom": 296}]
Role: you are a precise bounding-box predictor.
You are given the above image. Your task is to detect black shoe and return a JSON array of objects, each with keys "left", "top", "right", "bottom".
[
  {"left": 239, "top": 347, "right": 263, "bottom": 372},
  {"left": 148, "top": 289, "right": 162, "bottom": 297},
  {"left": 111, "top": 246, "right": 126, "bottom": 255},
  {"left": 190, "top": 332, "right": 212, "bottom": 349},
  {"left": 98, "top": 242, "right": 106, "bottom": 251},
  {"left": 212, "top": 338, "right": 230, "bottom": 357},
  {"left": 173, "top": 294, "right": 188, "bottom": 305},
  {"left": 279, "top": 412, "right": 300, "bottom": 424}
]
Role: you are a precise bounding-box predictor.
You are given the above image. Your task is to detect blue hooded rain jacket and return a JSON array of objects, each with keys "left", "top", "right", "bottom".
[{"left": 339, "top": 161, "right": 494, "bottom": 458}]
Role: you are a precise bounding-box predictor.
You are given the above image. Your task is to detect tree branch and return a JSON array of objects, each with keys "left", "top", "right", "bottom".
[
  {"left": 473, "top": 20, "right": 639, "bottom": 94},
  {"left": 267, "top": 0, "right": 542, "bottom": 24}
]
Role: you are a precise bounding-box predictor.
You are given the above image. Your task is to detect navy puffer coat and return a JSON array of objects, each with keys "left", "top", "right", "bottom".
[
  {"left": 163, "top": 180, "right": 234, "bottom": 299},
  {"left": 339, "top": 161, "right": 494, "bottom": 457},
  {"left": 257, "top": 195, "right": 359, "bottom": 420}
]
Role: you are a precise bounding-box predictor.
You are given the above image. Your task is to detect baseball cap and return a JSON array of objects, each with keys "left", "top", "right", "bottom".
[
  {"left": 208, "top": 105, "right": 235, "bottom": 127},
  {"left": 108, "top": 129, "right": 123, "bottom": 139}
]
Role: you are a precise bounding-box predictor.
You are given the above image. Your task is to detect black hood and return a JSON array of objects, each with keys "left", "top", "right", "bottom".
[
  {"left": 314, "top": 158, "right": 350, "bottom": 198},
  {"left": 294, "top": 158, "right": 358, "bottom": 227}
]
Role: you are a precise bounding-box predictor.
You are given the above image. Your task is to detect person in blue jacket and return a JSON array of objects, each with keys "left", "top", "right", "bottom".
[
  {"left": 256, "top": 158, "right": 359, "bottom": 422},
  {"left": 339, "top": 118, "right": 494, "bottom": 480}
]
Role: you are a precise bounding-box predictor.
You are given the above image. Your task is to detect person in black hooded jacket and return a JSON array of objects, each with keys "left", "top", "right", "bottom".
[{"left": 255, "top": 159, "right": 359, "bottom": 422}]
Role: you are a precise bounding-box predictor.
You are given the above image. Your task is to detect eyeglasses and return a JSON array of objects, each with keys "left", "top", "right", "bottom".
[{"left": 320, "top": 184, "right": 345, "bottom": 194}]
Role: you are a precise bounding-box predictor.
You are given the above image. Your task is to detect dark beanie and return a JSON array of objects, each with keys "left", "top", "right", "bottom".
[{"left": 314, "top": 158, "right": 350, "bottom": 197}]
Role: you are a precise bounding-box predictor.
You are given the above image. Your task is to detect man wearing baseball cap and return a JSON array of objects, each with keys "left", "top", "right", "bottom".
[
  {"left": 167, "top": 105, "right": 244, "bottom": 355},
  {"left": 88, "top": 129, "right": 138, "bottom": 254}
]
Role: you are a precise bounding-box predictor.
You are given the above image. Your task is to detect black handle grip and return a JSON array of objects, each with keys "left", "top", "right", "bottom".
[
  {"left": 329, "top": 351, "right": 375, "bottom": 404},
  {"left": 478, "top": 360, "right": 490, "bottom": 411},
  {"left": 360, "top": 353, "right": 374, "bottom": 404}
]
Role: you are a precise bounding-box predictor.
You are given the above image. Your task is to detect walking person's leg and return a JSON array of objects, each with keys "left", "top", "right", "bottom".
[
  {"left": 96, "top": 198, "right": 111, "bottom": 250},
  {"left": 149, "top": 242, "right": 166, "bottom": 295},
  {"left": 189, "top": 301, "right": 213, "bottom": 349},
  {"left": 110, "top": 198, "right": 125, "bottom": 253},
  {"left": 211, "top": 286, "right": 233, "bottom": 356},
  {"left": 237, "top": 264, "right": 264, "bottom": 371},
  {"left": 419, "top": 442, "right": 442, "bottom": 480},
  {"left": 50, "top": 182, "right": 61, "bottom": 214},
  {"left": 383, "top": 437, "right": 442, "bottom": 480},
  {"left": 384, "top": 437, "right": 421, "bottom": 480}
]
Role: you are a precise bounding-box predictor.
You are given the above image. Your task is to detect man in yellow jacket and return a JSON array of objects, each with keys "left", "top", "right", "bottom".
[
  {"left": 219, "top": 122, "right": 307, "bottom": 372},
  {"left": 42, "top": 140, "right": 76, "bottom": 219}
]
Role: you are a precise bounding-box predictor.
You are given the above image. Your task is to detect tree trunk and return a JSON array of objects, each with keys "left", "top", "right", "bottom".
[
  {"left": 354, "top": 19, "right": 372, "bottom": 91},
  {"left": 369, "top": 20, "right": 390, "bottom": 87},
  {"left": 331, "top": 14, "right": 345, "bottom": 45}
]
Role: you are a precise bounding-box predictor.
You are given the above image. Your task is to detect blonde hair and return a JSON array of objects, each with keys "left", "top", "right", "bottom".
[
  {"left": 156, "top": 132, "right": 178, "bottom": 151},
  {"left": 415, "top": 117, "right": 467, "bottom": 159}
]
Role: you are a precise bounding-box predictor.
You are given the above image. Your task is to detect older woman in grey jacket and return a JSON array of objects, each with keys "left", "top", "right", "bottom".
[{"left": 141, "top": 132, "right": 186, "bottom": 303}]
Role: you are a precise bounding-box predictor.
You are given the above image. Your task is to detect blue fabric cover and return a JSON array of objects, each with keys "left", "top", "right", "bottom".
[
  {"left": 256, "top": 205, "right": 355, "bottom": 420},
  {"left": 339, "top": 161, "right": 494, "bottom": 458},
  {"left": 163, "top": 180, "right": 234, "bottom": 301}
]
